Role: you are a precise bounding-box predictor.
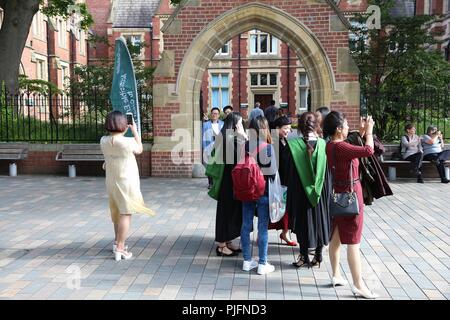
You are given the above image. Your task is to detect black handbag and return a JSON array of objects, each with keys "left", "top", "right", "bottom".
[{"left": 329, "top": 144, "right": 360, "bottom": 217}]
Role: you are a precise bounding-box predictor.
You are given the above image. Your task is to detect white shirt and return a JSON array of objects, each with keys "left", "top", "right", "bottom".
[{"left": 211, "top": 122, "right": 220, "bottom": 135}]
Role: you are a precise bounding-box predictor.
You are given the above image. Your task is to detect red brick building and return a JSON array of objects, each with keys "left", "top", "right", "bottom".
[{"left": 0, "top": 2, "right": 89, "bottom": 91}]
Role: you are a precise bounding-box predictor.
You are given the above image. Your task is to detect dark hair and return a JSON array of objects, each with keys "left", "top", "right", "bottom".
[
  {"left": 105, "top": 111, "right": 127, "bottom": 133},
  {"left": 298, "top": 112, "right": 318, "bottom": 156},
  {"left": 274, "top": 115, "right": 292, "bottom": 128},
  {"left": 270, "top": 100, "right": 276, "bottom": 106},
  {"left": 323, "top": 111, "right": 346, "bottom": 138},
  {"left": 404, "top": 123, "right": 414, "bottom": 132},
  {"left": 315, "top": 106, "right": 330, "bottom": 117},
  {"left": 211, "top": 107, "right": 220, "bottom": 113},
  {"left": 249, "top": 116, "right": 272, "bottom": 144},
  {"left": 221, "top": 112, "right": 242, "bottom": 136},
  {"left": 223, "top": 105, "right": 233, "bottom": 113},
  {"left": 426, "top": 125, "right": 437, "bottom": 135}
]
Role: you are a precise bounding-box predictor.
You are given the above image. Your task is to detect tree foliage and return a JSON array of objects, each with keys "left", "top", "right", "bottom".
[{"left": 351, "top": 0, "right": 450, "bottom": 140}]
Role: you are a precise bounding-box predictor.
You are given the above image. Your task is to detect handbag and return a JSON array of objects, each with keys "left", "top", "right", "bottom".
[
  {"left": 268, "top": 171, "right": 287, "bottom": 223},
  {"left": 329, "top": 144, "right": 360, "bottom": 217}
]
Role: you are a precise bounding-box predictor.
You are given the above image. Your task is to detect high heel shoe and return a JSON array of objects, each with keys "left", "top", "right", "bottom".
[
  {"left": 114, "top": 250, "right": 132, "bottom": 261},
  {"left": 310, "top": 253, "right": 322, "bottom": 268},
  {"left": 216, "top": 246, "right": 238, "bottom": 257},
  {"left": 331, "top": 277, "right": 348, "bottom": 288},
  {"left": 279, "top": 234, "right": 298, "bottom": 246},
  {"left": 351, "top": 285, "right": 379, "bottom": 299},
  {"left": 292, "top": 254, "right": 311, "bottom": 268}
]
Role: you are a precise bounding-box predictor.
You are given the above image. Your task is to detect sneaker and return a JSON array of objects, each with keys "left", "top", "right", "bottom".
[
  {"left": 417, "top": 176, "right": 424, "bottom": 183},
  {"left": 257, "top": 262, "right": 275, "bottom": 275},
  {"left": 242, "top": 259, "right": 258, "bottom": 271},
  {"left": 441, "top": 178, "right": 450, "bottom": 184}
]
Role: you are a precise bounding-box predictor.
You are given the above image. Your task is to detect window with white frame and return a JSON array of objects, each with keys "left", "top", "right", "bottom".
[
  {"left": 210, "top": 73, "right": 230, "bottom": 109},
  {"left": 36, "top": 58, "right": 47, "bottom": 80},
  {"left": 249, "top": 30, "right": 278, "bottom": 55},
  {"left": 424, "top": 0, "right": 431, "bottom": 14},
  {"left": 58, "top": 19, "right": 67, "bottom": 48},
  {"left": 298, "top": 73, "right": 310, "bottom": 111},
  {"left": 250, "top": 73, "right": 277, "bottom": 86},
  {"left": 32, "top": 11, "right": 44, "bottom": 38},
  {"left": 60, "top": 62, "right": 69, "bottom": 88},
  {"left": 216, "top": 41, "right": 230, "bottom": 55},
  {"left": 79, "top": 30, "right": 85, "bottom": 55}
]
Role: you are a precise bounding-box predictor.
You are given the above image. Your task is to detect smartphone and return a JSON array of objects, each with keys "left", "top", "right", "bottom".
[{"left": 126, "top": 113, "right": 133, "bottom": 125}]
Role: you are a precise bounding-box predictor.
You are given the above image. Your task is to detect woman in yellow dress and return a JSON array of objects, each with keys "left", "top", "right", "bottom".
[{"left": 100, "top": 111, "right": 155, "bottom": 261}]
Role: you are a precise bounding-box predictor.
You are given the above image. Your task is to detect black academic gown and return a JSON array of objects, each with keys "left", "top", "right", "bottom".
[
  {"left": 215, "top": 136, "right": 243, "bottom": 243},
  {"left": 284, "top": 140, "right": 331, "bottom": 250}
]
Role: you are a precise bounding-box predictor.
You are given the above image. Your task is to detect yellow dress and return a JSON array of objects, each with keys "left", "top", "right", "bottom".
[{"left": 100, "top": 135, "right": 155, "bottom": 223}]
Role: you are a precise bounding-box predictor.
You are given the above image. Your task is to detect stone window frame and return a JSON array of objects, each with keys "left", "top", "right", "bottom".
[
  {"left": 34, "top": 53, "right": 48, "bottom": 81},
  {"left": 59, "top": 60, "right": 70, "bottom": 89},
  {"left": 249, "top": 72, "right": 278, "bottom": 87},
  {"left": 215, "top": 41, "right": 231, "bottom": 57},
  {"left": 248, "top": 29, "right": 279, "bottom": 56},
  {"left": 57, "top": 18, "right": 68, "bottom": 49},
  {"left": 121, "top": 32, "right": 146, "bottom": 60},
  {"left": 297, "top": 71, "right": 310, "bottom": 112}
]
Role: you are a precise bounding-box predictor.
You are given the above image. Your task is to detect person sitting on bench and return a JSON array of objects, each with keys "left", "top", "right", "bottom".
[
  {"left": 401, "top": 124, "right": 424, "bottom": 183},
  {"left": 421, "top": 126, "right": 450, "bottom": 184}
]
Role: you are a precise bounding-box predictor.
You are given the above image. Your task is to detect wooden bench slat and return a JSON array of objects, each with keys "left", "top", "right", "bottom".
[
  {"left": 60, "top": 155, "right": 104, "bottom": 160},
  {"left": 62, "top": 150, "right": 103, "bottom": 155}
]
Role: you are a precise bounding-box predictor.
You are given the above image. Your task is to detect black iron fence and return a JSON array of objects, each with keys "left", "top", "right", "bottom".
[
  {"left": 0, "top": 89, "right": 153, "bottom": 143},
  {"left": 361, "top": 87, "right": 450, "bottom": 141}
]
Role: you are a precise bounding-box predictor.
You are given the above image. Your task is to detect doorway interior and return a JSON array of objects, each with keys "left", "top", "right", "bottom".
[{"left": 254, "top": 94, "right": 273, "bottom": 110}]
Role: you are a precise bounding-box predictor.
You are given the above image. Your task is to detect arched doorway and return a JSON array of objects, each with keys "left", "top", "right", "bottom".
[{"left": 152, "top": 1, "right": 360, "bottom": 177}]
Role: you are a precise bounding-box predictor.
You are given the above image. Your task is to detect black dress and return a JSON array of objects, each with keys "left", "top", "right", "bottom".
[
  {"left": 215, "top": 136, "right": 243, "bottom": 243},
  {"left": 284, "top": 140, "right": 331, "bottom": 251}
]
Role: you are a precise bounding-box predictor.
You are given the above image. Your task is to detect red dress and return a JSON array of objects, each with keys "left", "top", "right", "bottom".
[{"left": 326, "top": 141, "right": 374, "bottom": 244}]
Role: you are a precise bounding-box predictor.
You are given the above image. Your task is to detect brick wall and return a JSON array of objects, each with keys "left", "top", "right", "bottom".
[{"left": 0, "top": 145, "right": 152, "bottom": 177}]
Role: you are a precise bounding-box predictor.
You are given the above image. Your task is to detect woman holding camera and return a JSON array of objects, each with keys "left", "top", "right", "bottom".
[
  {"left": 422, "top": 126, "right": 450, "bottom": 183},
  {"left": 100, "top": 111, "right": 155, "bottom": 261},
  {"left": 324, "top": 112, "right": 378, "bottom": 299}
]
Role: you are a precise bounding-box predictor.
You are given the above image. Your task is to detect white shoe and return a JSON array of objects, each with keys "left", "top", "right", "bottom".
[
  {"left": 351, "top": 285, "right": 379, "bottom": 299},
  {"left": 332, "top": 277, "right": 348, "bottom": 287},
  {"left": 113, "top": 244, "right": 128, "bottom": 253},
  {"left": 257, "top": 263, "right": 275, "bottom": 275},
  {"left": 242, "top": 259, "right": 258, "bottom": 272},
  {"left": 114, "top": 250, "right": 132, "bottom": 261}
]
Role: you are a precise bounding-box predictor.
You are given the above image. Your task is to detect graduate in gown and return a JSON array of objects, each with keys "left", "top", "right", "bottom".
[{"left": 285, "top": 112, "right": 331, "bottom": 268}]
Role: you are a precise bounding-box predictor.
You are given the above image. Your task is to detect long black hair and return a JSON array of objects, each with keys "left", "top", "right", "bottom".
[
  {"left": 220, "top": 112, "right": 242, "bottom": 136},
  {"left": 298, "top": 112, "right": 318, "bottom": 157},
  {"left": 323, "top": 111, "right": 346, "bottom": 138}
]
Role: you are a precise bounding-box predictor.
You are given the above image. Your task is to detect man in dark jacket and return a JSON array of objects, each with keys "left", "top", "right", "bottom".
[{"left": 264, "top": 100, "right": 278, "bottom": 129}]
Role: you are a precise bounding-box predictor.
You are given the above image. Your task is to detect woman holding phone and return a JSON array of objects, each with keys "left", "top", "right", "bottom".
[{"left": 100, "top": 111, "right": 155, "bottom": 261}]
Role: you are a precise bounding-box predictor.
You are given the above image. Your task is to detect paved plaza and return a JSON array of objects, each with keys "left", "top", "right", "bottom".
[{"left": 0, "top": 175, "right": 448, "bottom": 300}]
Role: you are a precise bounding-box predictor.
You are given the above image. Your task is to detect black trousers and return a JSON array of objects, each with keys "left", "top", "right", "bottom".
[
  {"left": 423, "top": 150, "right": 450, "bottom": 179},
  {"left": 405, "top": 152, "right": 423, "bottom": 175}
]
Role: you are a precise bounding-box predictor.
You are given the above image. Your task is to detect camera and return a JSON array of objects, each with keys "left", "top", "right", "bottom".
[{"left": 126, "top": 113, "right": 133, "bottom": 125}]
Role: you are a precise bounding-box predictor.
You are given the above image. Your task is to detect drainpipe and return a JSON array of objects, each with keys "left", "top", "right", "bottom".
[
  {"left": 238, "top": 34, "right": 241, "bottom": 108},
  {"left": 287, "top": 45, "right": 290, "bottom": 115}
]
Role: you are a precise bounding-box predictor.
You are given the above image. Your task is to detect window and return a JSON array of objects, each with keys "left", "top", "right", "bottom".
[
  {"left": 61, "top": 62, "right": 69, "bottom": 88},
  {"left": 58, "top": 19, "right": 67, "bottom": 48},
  {"left": 79, "top": 30, "right": 85, "bottom": 55},
  {"left": 216, "top": 41, "right": 230, "bottom": 55},
  {"left": 250, "top": 73, "right": 278, "bottom": 86},
  {"left": 445, "top": 0, "right": 450, "bottom": 13},
  {"left": 298, "top": 73, "right": 310, "bottom": 111},
  {"left": 0, "top": 9, "right": 3, "bottom": 28},
  {"left": 249, "top": 30, "right": 278, "bottom": 55},
  {"left": 424, "top": 0, "right": 431, "bottom": 14},
  {"left": 36, "top": 59, "right": 47, "bottom": 80},
  {"left": 210, "top": 73, "right": 230, "bottom": 109},
  {"left": 124, "top": 34, "right": 143, "bottom": 56},
  {"left": 32, "top": 11, "right": 43, "bottom": 38},
  {"left": 349, "top": 20, "right": 368, "bottom": 53}
]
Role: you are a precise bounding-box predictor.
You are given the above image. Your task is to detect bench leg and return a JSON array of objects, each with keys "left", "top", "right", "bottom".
[
  {"left": 9, "top": 163, "right": 17, "bottom": 177},
  {"left": 68, "top": 165, "right": 76, "bottom": 178},
  {"left": 388, "top": 166, "right": 396, "bottom": 181}
]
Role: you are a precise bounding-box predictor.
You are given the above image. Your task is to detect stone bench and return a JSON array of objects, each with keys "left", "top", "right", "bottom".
[
  {"left": 381, "top": 144, "right": 450, "bottom": 180},
  {"left": 0, "top": 143, "right": 29, "bottom": 176},
  {"left": 55, "top": 144, "right": 104, "bottom": 177}
]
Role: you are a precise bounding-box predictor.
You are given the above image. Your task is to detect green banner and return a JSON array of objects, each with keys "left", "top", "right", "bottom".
[{"left": 110, "top": 36, "right": 140, "bottom": 136}]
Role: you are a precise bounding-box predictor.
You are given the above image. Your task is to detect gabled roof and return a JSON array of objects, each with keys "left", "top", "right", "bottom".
[{"left": 112, "top": 0, "right": 160, "bottom": 28}]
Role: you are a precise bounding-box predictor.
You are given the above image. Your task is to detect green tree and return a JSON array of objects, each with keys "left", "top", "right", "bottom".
[
  {"left": 351, "top": 0, "right": 450, "bottom": 140},
  {"left": 0, "top": 0, "right": 93, "bottom": 93}
]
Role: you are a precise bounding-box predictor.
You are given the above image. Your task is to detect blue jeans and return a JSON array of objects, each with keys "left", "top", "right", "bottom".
[{"left": 241, "top": 195, "right": 270, "bottom": 265}]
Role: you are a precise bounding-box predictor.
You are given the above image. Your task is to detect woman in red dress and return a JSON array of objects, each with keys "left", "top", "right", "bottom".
[{"left": 323, "top": 111, "right": 379, "bottom": 299}]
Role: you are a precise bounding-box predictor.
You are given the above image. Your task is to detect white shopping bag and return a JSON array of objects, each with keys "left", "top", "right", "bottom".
[{"left": 269, "top": 172, "right": 287, "bottom": 223}]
